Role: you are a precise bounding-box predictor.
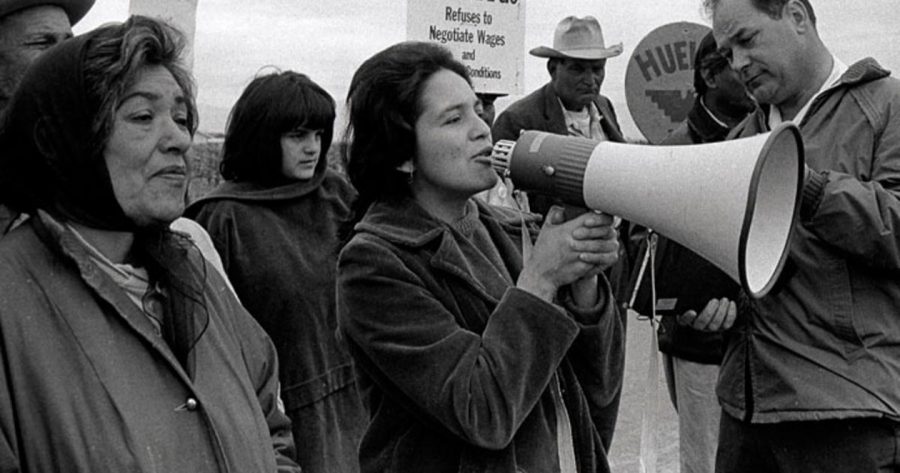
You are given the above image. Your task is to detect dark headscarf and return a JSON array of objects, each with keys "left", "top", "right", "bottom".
[{"left": 0, "top": 32, "right": 134, "bottom": 231}]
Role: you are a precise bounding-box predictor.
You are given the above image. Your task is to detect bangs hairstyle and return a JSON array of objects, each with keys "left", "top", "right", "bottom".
[
  {"left": 219, "top": 71, "right": 336, "bottom": 184},
  {"left": 83, "top": 15, "right": 197, "bottom": 158},
  {"left": 342, "top": 41, "right": 469, "bottom": 223}
]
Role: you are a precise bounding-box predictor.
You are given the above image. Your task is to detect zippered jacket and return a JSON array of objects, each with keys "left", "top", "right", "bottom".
[{"left": 718, "top": 58, "right": 900, "bottom": 423}]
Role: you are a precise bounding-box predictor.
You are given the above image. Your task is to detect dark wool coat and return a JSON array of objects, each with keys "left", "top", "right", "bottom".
[
  {"left": 0, "top": 212, "right": 299, "bottom": 473},
  {"left": 337, "top": 198, "right": 625, "bottom": 473},
  {"left": 187, "top": 168, "right": 366, "bottom": 473}
]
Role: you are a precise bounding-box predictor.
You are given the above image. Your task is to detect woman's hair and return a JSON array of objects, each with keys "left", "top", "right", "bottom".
[
  {"left": 82, "top": 16, "right": 198, "bottom": 161},
  {"left": 219, "top": 71, "right": 336, "bottom": 184},
  {"left": 341, "top": 41, "right": 469, "bottom": 238}
]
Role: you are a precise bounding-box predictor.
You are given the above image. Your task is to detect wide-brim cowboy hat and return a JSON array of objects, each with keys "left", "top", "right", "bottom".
[
  {"left": 530, "top": 15, "right": 623, "bottom": 60},
  {"left": 0, "top": 0, "right": 95, "bottom": 25}
]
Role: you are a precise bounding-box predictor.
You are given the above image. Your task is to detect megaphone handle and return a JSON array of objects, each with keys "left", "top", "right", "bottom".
[
  {"left": 628, "top": 231, "right": 657, "bottom": 310},
  {"left": 561, "top": 203, "right": 588, "bottom": 222},
  {"left": 649, "top": 233, "right": 658, "bottom": 320}
]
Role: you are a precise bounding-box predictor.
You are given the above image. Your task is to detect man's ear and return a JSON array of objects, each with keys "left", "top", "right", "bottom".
[
  {"left": 701, "top": 67, "right": 718, "bottom": 90},
  {"left": 395, "top": 160, "right": 414, "bottom": 173},
  {"left": 785, "top": 0, "right": 813, "bottom": 33},
  {"left": 546, "top": 59, "right": 558, "bottom": 78}
]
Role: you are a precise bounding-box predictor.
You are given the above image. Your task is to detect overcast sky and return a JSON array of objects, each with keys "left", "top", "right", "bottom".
[{"left": 74, "top": 0, "right": 900, "bottom": 139}]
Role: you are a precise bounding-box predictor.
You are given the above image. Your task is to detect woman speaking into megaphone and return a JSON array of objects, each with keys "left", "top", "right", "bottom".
[{"left": 335, "top": 41, "right": 626, "bottom": 473}]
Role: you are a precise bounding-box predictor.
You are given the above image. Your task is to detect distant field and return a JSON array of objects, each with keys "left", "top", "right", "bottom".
[{"left": 186, "top": 136, "right": 347, "bottom": 203}]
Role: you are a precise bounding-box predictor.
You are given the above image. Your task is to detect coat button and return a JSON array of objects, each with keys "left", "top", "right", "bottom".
[{"left": 185, "top": 397, "right": 199, "bottom": 411}]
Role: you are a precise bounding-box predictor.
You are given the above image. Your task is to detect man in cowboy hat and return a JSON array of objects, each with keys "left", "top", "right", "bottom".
[
  {"left": 1, "top": 0, "right": 94, "bottom": 233},
  {"left": 0, "top": 0, "right": 94, "bottom": 114},
  {"left": 492, "top": 15, "right": 627, "bottom": 204},
  {"left": 493, "top": 15, "right": 629, "bottom": 450}
]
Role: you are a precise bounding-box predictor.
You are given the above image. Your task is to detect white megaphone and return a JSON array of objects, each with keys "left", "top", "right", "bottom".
[{"left": 491, "top": 123, "right": 804, "bottom": 298}]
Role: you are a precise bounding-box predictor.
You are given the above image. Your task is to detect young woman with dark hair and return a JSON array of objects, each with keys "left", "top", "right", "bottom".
[
  {"left": 186, "top": 70, "right": 366, "bottom": 473},
  {"left": 337, "top": 41, "right": 625, "bottom": 473}
]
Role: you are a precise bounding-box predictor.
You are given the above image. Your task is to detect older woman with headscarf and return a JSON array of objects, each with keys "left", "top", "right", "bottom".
[{"left": 0, "top": 16, "right": 300, "bottom": 473}]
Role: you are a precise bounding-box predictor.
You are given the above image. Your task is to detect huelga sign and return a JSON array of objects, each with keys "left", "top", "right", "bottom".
[{"left": 625, "top": 22, "right": 709, "bottom": 144}]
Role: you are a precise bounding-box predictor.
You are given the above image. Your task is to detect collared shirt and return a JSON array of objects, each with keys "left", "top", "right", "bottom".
[
  {"left": 700, "top": 96, "right": 730, "bottom": 129},
  {"left": 769, "top": 55, "right": 848, "bottom": 127},
  {"left": 559, "top": 99, "right": 609, "bottom": 141}
]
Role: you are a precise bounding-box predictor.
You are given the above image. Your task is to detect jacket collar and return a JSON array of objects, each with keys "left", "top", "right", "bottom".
[
  {"left": 354, "top": 197, "right": 537, "bottom": 304},
  {"left": 189, "top": 165, "right": 333, "bottom": 208},
  {"left": 354, "top": 198, "right": 446, "bottom": 247},
  {"left": 687, "top": 98, "right": 732, "bottom": 143},
  {"left": 540, "top": 83, "right": 573, "bottom": 136},
  {"left": 736, "top": 57, "right": 891, "bottom": 135},
  {"left": 31, "top": 210, "right": 198, "bottom": 383},
  {"left": 839, "top": 57, "right": 891, "bottom": 86},
  {"left": 355, "top": 197, "right": 536, "bottom": 248}
]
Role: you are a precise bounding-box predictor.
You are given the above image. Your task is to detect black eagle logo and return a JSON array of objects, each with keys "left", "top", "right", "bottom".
[{"left": 645, "top": 89, "right": 695, "bottom": 123}]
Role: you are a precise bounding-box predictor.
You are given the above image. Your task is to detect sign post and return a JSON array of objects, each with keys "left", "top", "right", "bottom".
[
  {"left": 407, "top": 0, "right": 525, "bottom": 95},
  {"left": 625, "top": 22, "right": 709, "bottom": 144},
  {"left": 129, "top": 0, "right": 200, "bottom": 70}
]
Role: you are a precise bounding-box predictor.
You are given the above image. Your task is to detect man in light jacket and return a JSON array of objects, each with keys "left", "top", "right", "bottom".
[{"left": 691, "top": 0, "right": 900, "bottom": 471}]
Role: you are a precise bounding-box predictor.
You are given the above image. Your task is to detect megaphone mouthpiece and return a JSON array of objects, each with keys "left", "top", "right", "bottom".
[
  {"left": 490, "top": 140, "right": 515, "bottom": 177},
  {"left": 491, "top": 133, "right": 599, "bottom": 208}
]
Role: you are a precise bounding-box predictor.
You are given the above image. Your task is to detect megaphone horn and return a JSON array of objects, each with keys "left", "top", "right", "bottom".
[{"left": 490, "top": 123, "right": 805, "bottom": 299}]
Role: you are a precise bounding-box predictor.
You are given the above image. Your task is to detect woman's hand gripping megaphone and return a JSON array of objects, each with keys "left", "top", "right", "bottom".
[{"left": 516, "top": 205, "right": 619, "bottom": 306}]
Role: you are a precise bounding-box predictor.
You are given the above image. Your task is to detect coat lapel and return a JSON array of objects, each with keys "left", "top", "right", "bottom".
[
  {"left": 35, "top": 212, "right": 197, "bottom": 386},
  {"left": 595, "top": 98, "right": 625, "bottom": 143},
  {"left": 357, "top": 199, "right": 533, "bottom": 308},
  {"left": 430, "top": 234, "right": 503, "bottom": 305},
  {"left": 541, "top": 84, "right": 570, "bottom": 136}
]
